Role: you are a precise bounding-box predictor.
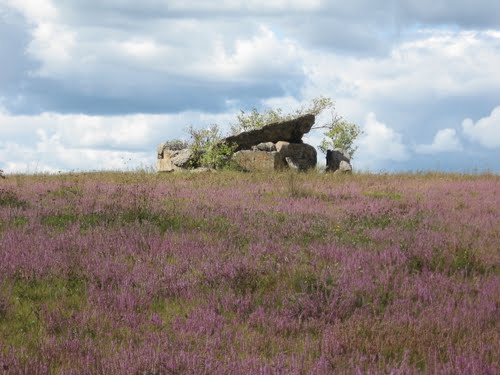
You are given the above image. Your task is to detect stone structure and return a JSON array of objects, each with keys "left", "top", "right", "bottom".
[
  {"left": 157, "top": 114, "right": 319, "bottom": 173},
  {"left": 225, "top": 114, "right": 315, "bottom": 151},
  {"left": 276, "top": 142, "right": 317, "bottom": 171},
  {"left": 251, "top": 142, "right": 277, "bottom": 152},
  {"left": 157, "top": 146, "right": 194, "bottom": 172},
  {"left": 232, "top": 142, "right": 317, "bottom": 172},
  {"left": 232, "top": 150, "right": 286, "bottom": 172},
  {"left": 326, "top": 149, "right": 352, "bottom": 173}
]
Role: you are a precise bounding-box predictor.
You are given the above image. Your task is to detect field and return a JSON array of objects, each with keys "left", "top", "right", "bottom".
[{"left": 0, "top": 171, "right": 498, "bottom": 374}]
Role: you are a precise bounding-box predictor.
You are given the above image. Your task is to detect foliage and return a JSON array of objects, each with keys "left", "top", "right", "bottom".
[
  {"left": 318, "top": 119, "right": 362, "bottom": 157},
  {"left": 230, "top": 96, "right": 335, "bottom": 135},
  {"left": 230, "top": 96, "right": 361, "bottom": 157},
  {"left": 201, "top": 141, "right": 237, "bottom": 170},
  {"left": 186, "top": 125, "right": 237, "bottom": 169},
  {"left": 230, "top": 107, "right": 290, "bottom": 134}
]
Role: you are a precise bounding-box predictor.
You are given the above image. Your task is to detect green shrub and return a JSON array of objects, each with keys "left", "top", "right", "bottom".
[{"left": 186, "top": 125, "right": 237, "bottom": 169}]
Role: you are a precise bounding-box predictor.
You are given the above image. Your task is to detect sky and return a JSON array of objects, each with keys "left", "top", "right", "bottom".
[{"left": 1, "top": 0, "right": 500, "bottom": 173}]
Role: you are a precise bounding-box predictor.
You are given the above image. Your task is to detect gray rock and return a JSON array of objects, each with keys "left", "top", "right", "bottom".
[
  {"left": 225, "top": 114, "right": 315, "bottom": 151},
  {"left": 275, "top": 141, "right": 290, "bottom": 153},
  {"left": 232, "top": 150, "right": 287, "bottom": 172},
  {"left": 157, "top": 142, "right": 166, "bottom": 159},
  {"left": 252, "top": 142, "right": 277, "bottom": 152},
  {"left": 285, "top": 157, "right": 300, "bottom": 170},
  {"left": 157, "top": 158, "right": 175, "bottom": 173},
  {"left": 157, "top": 147, "right": 194, "bottom": 172},
  {"left": 326, "top": 149, "right": 352, "bottom": 173},
  {"left": 0, "top": 169, "right": 5, "bottom": 179},
  {"left": 170, "top": 149, "right": 193, "bottom": 169},
  {"left": 339, "top": 160, "right": 352, "bottom": 173},
  {"left": 277, "top": 142, "right": 317, "bottom": 171}
]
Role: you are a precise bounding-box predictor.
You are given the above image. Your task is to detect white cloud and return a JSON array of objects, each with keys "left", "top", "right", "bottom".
[
  {"left": 115, "top": 0, "right": 322, "bottom": 13},
  {"left": 119, "top": 38, "right": 162, "bottom": 59},
  {"left": 203, "top": 26, "right": 302, "bottom": 80},
  {"left": 0, "top": 125, "right": 154, "bottom": 173},
  {"left": 354, "top": 113, "right": 409, "bottom": 170},
  {"left": 415, "top": 128, "right": 463, "bottom": 154},
  {"left": 28, "top": 22, "right": 75, "bottom": 75},
  {"left": 462, "top": 106, "right": 500, "bottom": 149},
  {"left": 301, "top": 30, "right": 500, "bottom": 122},
  {"left": 5, "top": 0, "right": 57, "bottom": 23},
  {"left": 0, "top": 110, "right": 240, "bottom": 173},
  {"left": 54, "top": 115, "right": 155, "bottom": 149}
]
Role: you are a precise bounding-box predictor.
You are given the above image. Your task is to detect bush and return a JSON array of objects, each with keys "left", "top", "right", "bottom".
[{"left": 186, "top": 125, "right": 237, "bottom": 169}]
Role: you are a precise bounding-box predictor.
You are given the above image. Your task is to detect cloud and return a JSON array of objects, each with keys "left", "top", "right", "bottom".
[
  {"left": 2, "top": 1, "right": 500, "bottom": 173},
  {"left": 301, "top": 29, "right": 500, "bottom": 154},
  {"left": 0, "top": 110, "right": 237, "bottom": 172},
  {"left": 354, "top": 113, "right": 409, "bottom": 171},
  {"left": 415, "top": 128, "right": 462, "bottom": 154},
  {"left": 2, "top": 1, "right": 306, "bottom": 115},
  {"left": 462, "top": 106, "right": 500, "bottom": 149},
  {"left": 4, "top": 0, "right": 500, "bottom": 117}
]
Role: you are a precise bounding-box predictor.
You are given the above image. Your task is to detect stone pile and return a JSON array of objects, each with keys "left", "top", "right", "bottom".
[
  {"left": 226, "top": 114, "right": 317, "bottom": 172},
  {"left": 157, "top": 114, "right": 319, "bottom": 172}
]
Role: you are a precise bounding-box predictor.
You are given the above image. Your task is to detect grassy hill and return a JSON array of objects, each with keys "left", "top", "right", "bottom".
[{"left": 0, "top": 171, "right": 498, "bottom": 374}]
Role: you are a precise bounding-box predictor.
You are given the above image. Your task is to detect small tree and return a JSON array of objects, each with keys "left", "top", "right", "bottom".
[{"left": 318, "top": 119, "right": 361, "bottom": 158}]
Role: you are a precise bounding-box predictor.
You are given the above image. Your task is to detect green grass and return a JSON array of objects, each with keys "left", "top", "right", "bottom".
[{"left": 0, "top": 276, "right": 86, "bottom": 349}]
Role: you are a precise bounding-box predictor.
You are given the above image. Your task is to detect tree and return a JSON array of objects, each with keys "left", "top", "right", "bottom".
[{"left": 318, "top": 119, "right": 361, "bottom": 158}]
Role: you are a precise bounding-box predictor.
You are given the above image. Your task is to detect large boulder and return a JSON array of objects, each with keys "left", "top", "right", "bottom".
[
  {"left": 225, "top": 114, "right": 315, "bottom": 151},
  {"left": 276, "top": 142, "right": 317, "bottom": 171},
  {"left": 232, "top": 142, "right": 317, "bottom": 172},
  {"left": 232, "top": 150, "right": 287, "bottom": 172},
  {"left": 157, "top": 148, "right": 194, "bottom": 172},
  {"left": 326, "top": 149, "right": 352, "bottom": 173}
]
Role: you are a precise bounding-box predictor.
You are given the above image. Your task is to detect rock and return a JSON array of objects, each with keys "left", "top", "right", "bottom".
[
  {"left": 170, "top": 149, "right": 193, "bottom": 169},
  {"left": 232, "top": 150, "right": 287, "bottom": 172},
  {"left": 157, "top": 148, "right": 194, "bottom": 172},
  {"left": 157, "top": 158, "right": 175, "bottom": 173},
  {"left": 157, "top": 143, "right": 166, "bottom": 159},
  {"left": 326, "top": 149, "right": 352, "bottom": 173},
  {"left": 275, "top": 141, "right": 289, "bottom": 153},
  {"left": 338, "top": 160, "right": 352, "bottom": 173},
  {"left": 252, "top": 142, "right": 277, "bottom": 152},
  {"left": 0, "top": 170, "right": 5, "bottom": 179},
  {"left": 225, "top": 114, "right": 315, "bottom": 151},
  {"left": 285, "top": 157, "right": 300, "bottom": 171},
  {"left": 277, "top": 142, "right": 317, "bottom": 171}
]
